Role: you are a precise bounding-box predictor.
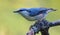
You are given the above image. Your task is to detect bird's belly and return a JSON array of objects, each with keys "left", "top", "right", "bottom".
[{"left": 34, "top": 14, "right": 44, "bottom": 20}]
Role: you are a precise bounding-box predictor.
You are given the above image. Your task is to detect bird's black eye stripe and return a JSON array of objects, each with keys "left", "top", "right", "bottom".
[
  {"left": 19, "top": 9, "right": 31, "bottom": 12},
  {"left": 19, "top": 10, "right": 24, "bottom": 11}
]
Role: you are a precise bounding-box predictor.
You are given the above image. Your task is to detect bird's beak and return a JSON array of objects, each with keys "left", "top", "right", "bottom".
[{"left": 13, "top": 11, "right": 19, "bottom": 13}]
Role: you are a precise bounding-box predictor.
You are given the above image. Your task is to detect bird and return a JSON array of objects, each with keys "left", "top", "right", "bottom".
[{"left": 14, "top": 7, "right": 56, "bottom": 21}]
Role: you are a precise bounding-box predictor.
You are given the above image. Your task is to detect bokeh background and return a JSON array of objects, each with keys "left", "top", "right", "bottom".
[{"left": 0, "top": 0, "right": 60, "bottom": 35}]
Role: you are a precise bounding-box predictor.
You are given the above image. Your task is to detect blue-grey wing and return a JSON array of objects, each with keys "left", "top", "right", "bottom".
[{"left": 28, "top": 8, "right": 48, "bottom": 16}]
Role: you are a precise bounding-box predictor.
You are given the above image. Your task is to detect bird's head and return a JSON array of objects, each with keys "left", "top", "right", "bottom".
[{"left": 14, "top": 8, "right": 28, "bottom": 13}]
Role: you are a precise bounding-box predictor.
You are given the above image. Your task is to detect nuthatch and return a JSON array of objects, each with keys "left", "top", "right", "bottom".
[{"left": 14, "top": 8, "right": 56, "bottom": 21}]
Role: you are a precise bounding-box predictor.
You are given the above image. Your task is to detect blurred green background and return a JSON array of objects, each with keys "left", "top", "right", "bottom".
[{"left": 0, "top": 0, "right": 60, "bottom": 35}]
